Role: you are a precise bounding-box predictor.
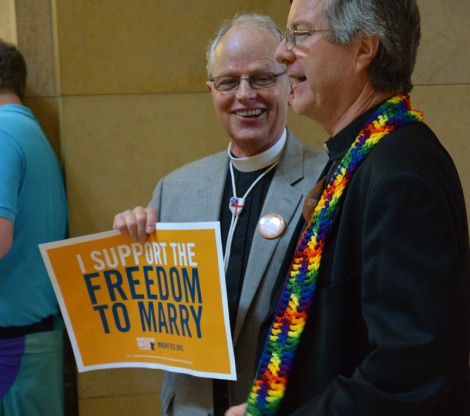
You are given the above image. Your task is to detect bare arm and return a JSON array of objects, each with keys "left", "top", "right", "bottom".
[
  {"left": 0, "top": 217, "right": 13, "bottom": 259},
  {"left": 113, "top": 206, "right": 158, "bottom": 242}
]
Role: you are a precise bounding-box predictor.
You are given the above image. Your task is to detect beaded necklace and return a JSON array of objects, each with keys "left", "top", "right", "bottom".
[{"left": 246, "top": 93, "right": 423, "bottom": 416}]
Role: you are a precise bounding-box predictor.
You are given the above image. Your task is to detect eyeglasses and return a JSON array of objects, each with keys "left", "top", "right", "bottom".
[
  {"left": 209, "top": 70, "right": 288, "bottom": 93},
  {"left": 283, "top": 27, "right": 331, "bottom": 51}
]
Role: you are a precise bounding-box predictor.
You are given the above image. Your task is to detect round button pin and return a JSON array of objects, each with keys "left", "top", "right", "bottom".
[{"left": 258, "top": 213, "right": 286, "bottom": 239}]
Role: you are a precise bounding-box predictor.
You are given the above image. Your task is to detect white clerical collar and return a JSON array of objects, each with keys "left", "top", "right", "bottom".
[{"left": 228, "top": 128, "right": 287, "bottom": 173}]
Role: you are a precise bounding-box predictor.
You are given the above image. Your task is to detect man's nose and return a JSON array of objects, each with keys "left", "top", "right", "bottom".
[{"left": 235, "top": 78, "right": 256, "bottom": 99}]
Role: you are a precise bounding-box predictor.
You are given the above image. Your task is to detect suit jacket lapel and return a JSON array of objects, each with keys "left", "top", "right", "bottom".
[
  {"left": 233, "top": 131, "right": 305, "bottom": 343},
  {"left": 207, "top": 156, "right": 228, "bottom": 220},
  {"left": 189, "top": 154, "right": 228, "bottom": 222}
]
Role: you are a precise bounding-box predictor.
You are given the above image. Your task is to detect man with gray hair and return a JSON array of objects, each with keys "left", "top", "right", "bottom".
[
  {"left": 227, "top": 0, "right": 469, "bottom": 415},
  {"left": 113, "top": 13, "right": 327, "bottom": 416}
]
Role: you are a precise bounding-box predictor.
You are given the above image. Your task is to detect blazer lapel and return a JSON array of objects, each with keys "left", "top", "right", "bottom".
[
  {"left": 207, "top": 158, "right": 228, "bottom": 221},
  {"left": 233, "top": 131, "right": 305, "bottom": 343},
  {"left": 190, "top": 154, "right": 228, "bottom": 222}
]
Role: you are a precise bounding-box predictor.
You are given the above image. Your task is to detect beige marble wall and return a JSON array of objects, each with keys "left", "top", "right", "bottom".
[
  {"left": 8, "top": 0, "right": 470, "bottom": 415},
  {"left": 0, "top": 0, "right": 16, "bottom": 42},
  {"left": 14, "top": 0, "right": 61, "bottom": 155}
]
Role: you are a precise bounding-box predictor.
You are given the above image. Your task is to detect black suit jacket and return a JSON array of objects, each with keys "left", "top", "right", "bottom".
[{"left": 259, "top": 120, "right": 470, "bottom": 415}]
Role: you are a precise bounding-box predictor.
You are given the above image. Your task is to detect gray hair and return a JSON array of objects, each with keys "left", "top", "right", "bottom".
[
  {"left": 322, "top": 0, "right": 420, "bottom": 93},
  {"left": 206, "top": 13, "right": 284, "bottom": 79}
]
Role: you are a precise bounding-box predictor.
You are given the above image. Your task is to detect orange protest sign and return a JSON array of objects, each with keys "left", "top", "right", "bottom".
[{"left": 40, "top": 222, "right": 235, "bottom": 380}]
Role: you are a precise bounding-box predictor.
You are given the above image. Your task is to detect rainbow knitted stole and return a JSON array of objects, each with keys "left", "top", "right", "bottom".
[{"left": 246, "top": 93, "right": 423, "bottom": 416}]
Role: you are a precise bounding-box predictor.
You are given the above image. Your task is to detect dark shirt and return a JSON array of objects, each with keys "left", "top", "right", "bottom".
[
  {"left": 214, "top": 165, "right": 275, "bottom": 416},
  {"left": 220, "top": 166, "right": 275, "bottom": 329}
]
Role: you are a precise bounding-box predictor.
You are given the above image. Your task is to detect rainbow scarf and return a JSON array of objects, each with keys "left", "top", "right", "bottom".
[{"left": 246, "top": 93, "right": 423, "bottom": 415}]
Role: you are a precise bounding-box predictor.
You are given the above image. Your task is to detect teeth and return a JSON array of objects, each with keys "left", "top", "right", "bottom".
[{"left": 235, "top": 109, "right": 263, "bottom": 117}]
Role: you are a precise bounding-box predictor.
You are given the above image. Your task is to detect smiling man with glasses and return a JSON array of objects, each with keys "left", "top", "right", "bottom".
[{"left": 113, "top": 13, "right": 327, "bottom": 416}]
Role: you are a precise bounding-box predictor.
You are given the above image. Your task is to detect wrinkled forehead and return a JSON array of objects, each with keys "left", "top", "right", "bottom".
[{"left": 211, "top": 25, "right": 283, "bottom": 76}]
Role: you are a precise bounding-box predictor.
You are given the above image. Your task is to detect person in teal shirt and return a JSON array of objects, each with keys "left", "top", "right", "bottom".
[{"left": 0, "top": 39, "right": 68, "bottom": 416}]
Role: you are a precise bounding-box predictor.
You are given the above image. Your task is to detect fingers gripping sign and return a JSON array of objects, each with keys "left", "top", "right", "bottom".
[{"left": 113, "top": 206, "right": 159, "bottom": 242}]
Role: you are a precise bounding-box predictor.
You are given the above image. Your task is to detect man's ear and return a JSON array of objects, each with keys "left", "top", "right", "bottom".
[{"left": 356, "top": 35, "right": 380, "bottom": 72}]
